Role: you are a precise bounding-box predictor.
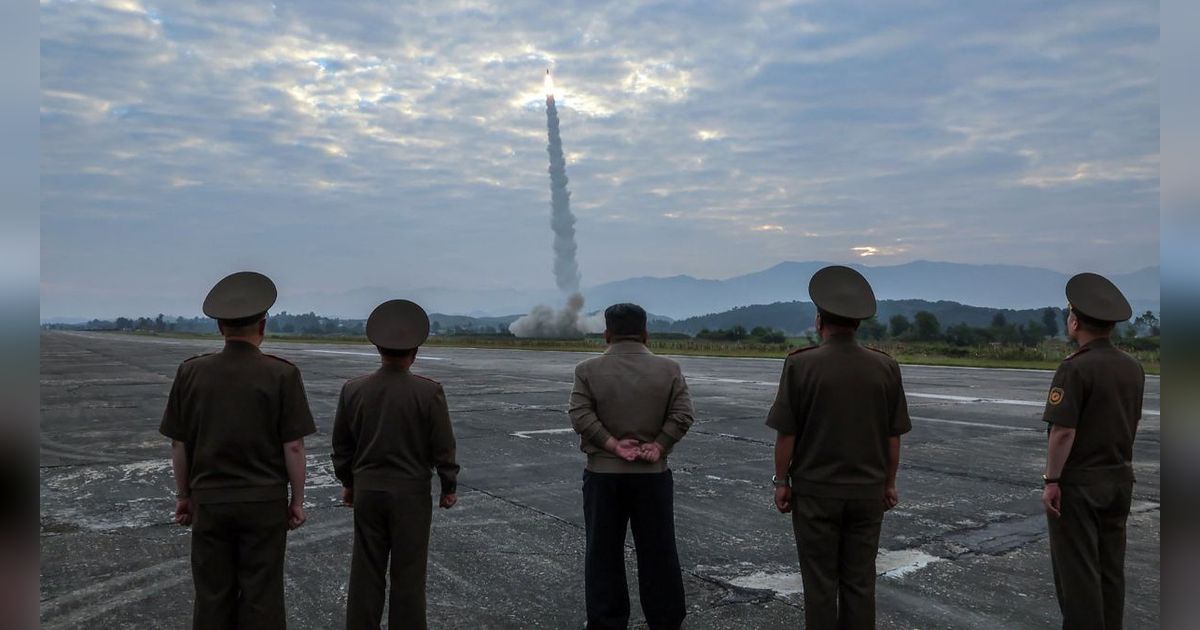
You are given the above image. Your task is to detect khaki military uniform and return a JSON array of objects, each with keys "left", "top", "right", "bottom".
[
  {"left": 331, "top": 366, "right": 459, "bottom": 630},
  {"left": 1043, "top": 338, "right": 1144, "bottom": 630},
  {"left": 160, "top": 341, "right": 316, "bottom": 630},
  {"left": 569, "top": 340, "right": 694, "bottom": 630},
  {"left": 766, "top": 335, "right": 911, "bottom": 630}
]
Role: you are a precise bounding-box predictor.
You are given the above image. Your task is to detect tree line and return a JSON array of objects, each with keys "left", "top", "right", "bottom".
[
  {"left": 46, "top": 308, "right": 1161, "bottom": 347},
  {"left": 694, "top": 308, "right": 1160, "bottom": 348}
]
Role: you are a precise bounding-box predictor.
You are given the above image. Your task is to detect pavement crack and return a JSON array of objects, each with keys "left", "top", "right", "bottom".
[
  {"left": 460, "top": 483, "right": 583, "bottom": 532},
  {"left": 689, "top": 570, "right": 801, "bottom": 610},
  {"left": 689, "top": 429, "right": 774, "bottom": 447}
]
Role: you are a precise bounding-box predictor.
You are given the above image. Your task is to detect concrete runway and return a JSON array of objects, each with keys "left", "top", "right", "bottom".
[{"left": 39, "top": 331, "right": 1161, "bottom": 629}]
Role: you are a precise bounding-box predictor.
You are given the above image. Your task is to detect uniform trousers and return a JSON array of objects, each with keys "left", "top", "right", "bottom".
[
  {"left": 791, "top": 494, "right": 885, "bottom": 630},
  {"left": 191, "top": 499, "right": 289, "bottom": 630},
  {"left": 582, "top": 470, "right": 686, "bottom": 630},
  {"left": 347, "top": 489, "right": 433, "bottom": 630},
  {"left": 1047, "top": 481, "right": 1133, "bottom": 630}
]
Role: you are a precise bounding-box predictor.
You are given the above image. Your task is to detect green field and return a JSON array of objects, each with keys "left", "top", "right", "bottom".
[{"left": 102, "top": 331, "right": 1160, "bottom": 374}]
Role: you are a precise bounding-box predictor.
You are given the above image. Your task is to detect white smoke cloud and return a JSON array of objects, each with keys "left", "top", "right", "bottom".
[{"left": 508, "top": 292, "right": 603, "bottom": 338}]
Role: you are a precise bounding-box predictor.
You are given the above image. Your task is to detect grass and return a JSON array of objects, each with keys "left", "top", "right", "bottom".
[{"left": 97, "top": 330, "right": 1160, "bottom": 374}]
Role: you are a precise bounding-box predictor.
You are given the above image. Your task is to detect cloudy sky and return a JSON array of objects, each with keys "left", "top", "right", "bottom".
[{"left": 41, "top": 0, "right": 1159, "bottom": 318}]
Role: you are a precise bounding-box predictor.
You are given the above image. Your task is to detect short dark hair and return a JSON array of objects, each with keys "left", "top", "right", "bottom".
[
  {"left": 218, "top": 314, "right": 265, "bottom": 336},
  {"left": 1071, "top": 309, "right": 1115, "bottom": 334},
  {"left": 818, "top": 310, "right": 861, "bottom": 330},
  {"left": 604, "top": 303, "right": 647, "bottom": 337},
  {"left": 377, "top": 346, "right": 417, "bottom": 359}
]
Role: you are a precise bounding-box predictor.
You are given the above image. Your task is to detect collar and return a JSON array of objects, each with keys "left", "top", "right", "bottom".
[
  {"left": 821, "top": 333, "right": 859, "bottom": 347},
  {"left": 1081, "top": 337, "right": 1114, "bottom": 351},
  {"left": 605, "top": 340, "right": 651, "bottom": 354},
  {"left": 378, "top": 363, "right": 412, "bottom": 374},
  {"left": 222, "top": 339, "right": 262, "bottom": 354}
]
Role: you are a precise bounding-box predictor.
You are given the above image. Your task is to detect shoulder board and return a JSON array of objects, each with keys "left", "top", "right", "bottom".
[
  {"left": 787, "top": 345, "right": 819, "bottom": 357},
  {"left": 262, "top": 353, "right": 297, "bottom": 367},
  {"left": 413, "top": 373, "right": 441, "bottom": 386},
  {"left": 182, "top": 352, "right": 216, "bottom": 363},
  {"left": 1063, "top": 347, "right": 1092, "bottom": 361},
  {"left": 865, "top": 346, "right": 892, "bottom": 357}
]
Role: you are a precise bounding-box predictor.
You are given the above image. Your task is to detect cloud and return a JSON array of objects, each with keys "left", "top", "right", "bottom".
[
  {"left": 40, "top": 0, "right": 1158, "bottom": 317},
  {"left": 852, "top": 245, "right": 909, "bottom": 257}
]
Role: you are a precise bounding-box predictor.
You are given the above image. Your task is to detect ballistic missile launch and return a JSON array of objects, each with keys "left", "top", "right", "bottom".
[{"left": 510, "top": 69, "right": 596, "bottom": 338}]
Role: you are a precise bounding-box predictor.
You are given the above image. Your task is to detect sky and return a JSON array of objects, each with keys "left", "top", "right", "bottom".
[{"left": 40, "top": 0, "right": 1159, "bottom": 318}]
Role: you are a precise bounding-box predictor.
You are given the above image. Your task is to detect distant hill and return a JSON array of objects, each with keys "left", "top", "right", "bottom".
[
  {"left": 657, "top": 299, "right": 1066, "bottom": 336},
  {"left": 587, "top": 261, "right": 1159, "bottom": 319}
]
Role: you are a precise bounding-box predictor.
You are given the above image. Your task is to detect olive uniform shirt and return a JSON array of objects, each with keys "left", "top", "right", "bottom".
[
  {"left": 159, "top": 341, "right": 317, "bottom": 504},
  {"left": 331, "top": 366, "right": 460, "bottom": 495},
  {"left": 765, "top": 335, "right": 911, "bottom": 499},
  {"left": 1042, "top": 337, "right": 1144, "bottom": 485},
  {"left": 568, "top": 341, "right": 695, "bottom": 474}
]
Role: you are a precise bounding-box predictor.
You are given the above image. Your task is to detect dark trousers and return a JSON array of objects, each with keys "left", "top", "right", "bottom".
[
  {"left": 347, "top": 490, "right": 433, "bottom": 630},
  {"left": 791, "top": 494, "right": 885, "bottom": 630},
  {"left": 582, "top": 470, "right": 686, "bottom": 630},
  {"left": 1047, "top": 481, "right": 1133, "bottom": 630},
  {"left": 191, "top": 499, "right": 289, "bottom": 630}
]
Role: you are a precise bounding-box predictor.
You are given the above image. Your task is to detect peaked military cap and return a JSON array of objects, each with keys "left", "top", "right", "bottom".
[
  {"left": 1066, "top": 272, "right": 1132, "bottom": 323},
  {"left": 202, "top": 271, "right": 277, "bottom": 324},
  {"left": 366, "top": 299, "right": 431, "bottom": 350},
  {"left": 808, "top": 265, "right": 877, "bottom": 320}
]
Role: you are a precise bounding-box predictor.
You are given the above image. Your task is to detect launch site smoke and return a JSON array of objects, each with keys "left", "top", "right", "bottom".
[{"left": 510, "top": 70, "right": 600, "bottom": 338}]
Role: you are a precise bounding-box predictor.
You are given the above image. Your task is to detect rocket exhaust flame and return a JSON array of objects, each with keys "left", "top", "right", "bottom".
[{"left": 510, "top": 70, "right": 600, "bottom": 338}]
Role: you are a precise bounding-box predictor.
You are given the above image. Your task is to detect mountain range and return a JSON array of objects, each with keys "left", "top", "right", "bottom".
[
  {"left": 291, "top": 260, "right": 1158, "bottom": 320},
  {"left": 43, "top": 260, "right": 1159, "bottom": 322}
]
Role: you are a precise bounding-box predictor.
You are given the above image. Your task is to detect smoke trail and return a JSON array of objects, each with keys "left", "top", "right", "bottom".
[
  {"left": 546, "top": 93, "right": 581, "bottom": 293},
  {"left": 510, "top": 79, "right": 599, "bottom": 338}
]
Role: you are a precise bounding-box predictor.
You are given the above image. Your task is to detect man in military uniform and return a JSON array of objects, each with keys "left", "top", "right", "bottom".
[
  {"left": 765, "top": 265, "right": 911, "bottom": 630},
  {"left": 331, "top": 299, "right": 460, "bottom": 630},
  {"left": 160, "top": 271, "right": 317, "bottom": 630},
  {"left": 1041, "top": 273, "right": 1145, "bottom": 630},
  {"left": 569, "top": 303, "right": 694, "bottom": 630}
]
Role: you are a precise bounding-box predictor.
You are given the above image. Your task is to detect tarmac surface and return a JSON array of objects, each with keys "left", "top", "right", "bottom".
[{"left": 39, "top": 331, "right": 1161, "bottom": 629}]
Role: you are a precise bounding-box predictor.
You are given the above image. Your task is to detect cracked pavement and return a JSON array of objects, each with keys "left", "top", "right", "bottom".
[{"left": 40, "top": 331, "right": 1161, "bottom": 628}]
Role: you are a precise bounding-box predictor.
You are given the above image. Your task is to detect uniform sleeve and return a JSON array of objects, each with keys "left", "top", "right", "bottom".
[
  {"left": 889, "top": 361, "right": 912, "bottom": 436},
  {"left": 569, "top": 365, "right": 614, "bottom": 448},
  {"left": 765, "top": 359, "right": 800, "bottom": 435},
  {"left": 655, "top": 367, "right": 695, "bottom": 450},
  {"left": 279, "top": 367, "right": 317, "bottom": 442},
  {"left": 330, "top": 382, "right": 355, "bottom": 488},
  {"left": 1042, "top": 361, "right": 1083, "bottom": 428},
  {"left": 159, "top": 365, "right": 188, "bottom": 442},
  {"left": 430, "top": 385, "right": 460, "bottom": 495}
]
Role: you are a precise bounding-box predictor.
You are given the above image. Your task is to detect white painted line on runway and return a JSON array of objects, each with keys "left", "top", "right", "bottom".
[
  {"left": 911, "top": 415, "right": 1039, "bottom": 431},
  {"left": 908, "top": 392, "right": 1044, "bottom": 407},
  {"left": 689, "top": 376, "right": 774, "bottom": 386},
  {"left": 908, "top": 392, "right": 1160, "bottom": 416},
  {"left": 672, "top": 378, "right": 1162, "bottom": 417},
  {"left": 906, "top": 361, "right": 1162, "bottom": 380},
  {"left": 511, "top": 427, "right": 575, "bottom": 439},
  {"left": 303, "top": 349, "right": 447, "bottom": 361}
]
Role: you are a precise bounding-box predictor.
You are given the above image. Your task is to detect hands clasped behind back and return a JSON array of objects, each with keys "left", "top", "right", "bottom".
[{"left": 607, "top": 437, "right": 666, "bottom": 463}]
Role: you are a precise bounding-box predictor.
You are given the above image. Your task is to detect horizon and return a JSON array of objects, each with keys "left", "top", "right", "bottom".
[{"left": 41, "top": 257, "right": 1161, "bottom": 322}]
